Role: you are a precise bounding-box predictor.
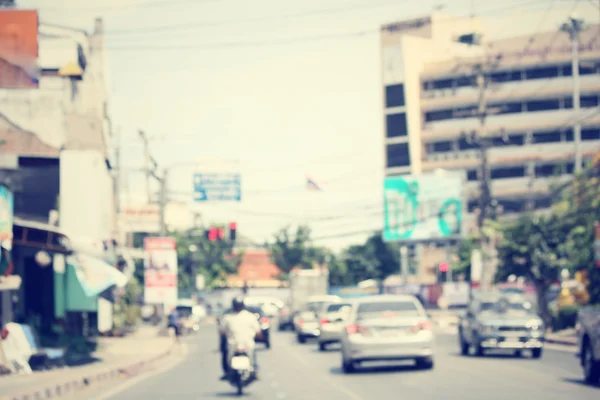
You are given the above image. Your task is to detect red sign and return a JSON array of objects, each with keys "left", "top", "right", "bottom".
[
  {"left": 0, "top": 10, "right": 39, "bottom": 88},
  {"left": 144, "top": 237, "right": 178, "bottom": 304},
  {"left": 438, "top": 262, "right": 449, "bottom": 273}
]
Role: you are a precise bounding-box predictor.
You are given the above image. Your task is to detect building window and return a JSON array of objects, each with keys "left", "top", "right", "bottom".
[
  {"left": 458, "top": 136, "right": 478, "bottom": 150},
  {"left": 385, "top": 84, "right": 405, "bottom": 108},
  {"left": 582, "top": 128, "right": 600, "bottom": 141},
  {"left": 535, "top": 163, "right": 566, "bottom": 177},
  {"left": 525, "top": 99, "right": 560, "bottom": 112},
  {"left": 467, "top": 199, "right": 479, "bottom": 212},
  {"left": 467, "top": 170, "right": 478, "bottom": 181},
  {"left": 431, "top": 141, "right": 453, "bottom": 153},
  {"left": 498, "top": 199, "right": 525, "bottom": 213},
  {"left": 424, "top": 109, "right": 454, "bottom": 122},
  {"left": 386, "top": 113, "right": 408, "bottom": 138},
  {"left": 432, "top": 79, "right": 453, "bottom": 90},
  {"left": 525, "top": 66, "right": 559, "bottom": 80},
  {"left": 490, "top": 70, "right": 521, "bottom": 83},
  {"left": 386, "top": 143, "right": 411, "bottom": 168},
  {"left": 491, "top": 166, "right": 526, "bottom": 179},
  {"left": 581, "top": 95, "right": 599, "bottom": 108},
  {"left": 532, "top": 131, "right": 562, "bottom": 144}
]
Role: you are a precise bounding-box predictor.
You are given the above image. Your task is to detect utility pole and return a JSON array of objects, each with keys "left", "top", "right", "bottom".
[
  {"left": 158, "top": 169, "right": 168, "bottom": 236},
  {"left": 112, "top": 126, "right": 121, "bottom": 243},
  {"left": 138, "top": 130, "right": 152, "bottom": 203},
  {"left": 561, "top": 16, "right": 586, "bottom": 173}
]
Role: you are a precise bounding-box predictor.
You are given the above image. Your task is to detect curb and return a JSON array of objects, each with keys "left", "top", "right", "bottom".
[
  {"left": 545, "top": 337, "right": 577, "bottom": 347},
  {"left": 1, "top": 342, "right": 176, "bottom": 400}
]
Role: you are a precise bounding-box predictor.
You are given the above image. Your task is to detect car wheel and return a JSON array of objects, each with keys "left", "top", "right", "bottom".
[
  {"left": 318, "top": 342, "right": 326, "bottom": 352},
  {"left": 342, "top": 357, "right": 355, "bottom": 374},
  {"left": 475, "top": 343, "right": 485, "bottom": 357},
  {"left": 582, "top": 341, "right": 600, "bottom": 384},
  {"left": 415, "top": 357, "right": 434, "bottom": 370},
  {"left": 297, "top": 334, "right": 306, "bottom": 344},
  {"left": 531, "top": 348, "right": 542, "bottom": 359}
]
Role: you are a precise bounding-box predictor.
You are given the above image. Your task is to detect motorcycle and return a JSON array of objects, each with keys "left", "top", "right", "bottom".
[{"left": 227, "top": 343, "right": 256, "bottom": 396}]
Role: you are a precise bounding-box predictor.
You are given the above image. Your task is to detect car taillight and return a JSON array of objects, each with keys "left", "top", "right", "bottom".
[
  {"left": 298, "top": 320, "right": 304, "bottom": 327},
  {"left": 260, "top": 317, "right": 270, "bottom": 324},
  {"left": 320, "top": 318, "right": 330, "bottom": 325},
  {"left": 346, "top": 323, "right": 369, "bottom": 335},
  {"left": 281, "top": 309, "right": 288, "bottom": 316},
  {"left": 410, "top": 320, "right": 432, "bottom": 332}
]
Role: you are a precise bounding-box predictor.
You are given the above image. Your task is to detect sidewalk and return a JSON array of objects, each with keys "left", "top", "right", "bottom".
[
  {"left": 0, "top": 325, "right": 175, "bottom": 400},
  {"left": 545, "top": 328, "right": 578, "bottom": 346}
]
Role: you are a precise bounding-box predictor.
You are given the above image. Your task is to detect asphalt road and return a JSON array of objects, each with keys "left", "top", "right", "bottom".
[{"left": 99, "top": 324, "right": 598, "bottom": 400}]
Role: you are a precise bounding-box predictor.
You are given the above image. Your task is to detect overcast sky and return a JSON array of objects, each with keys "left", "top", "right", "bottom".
[{"left": 18, "top": 0, "right": 599, "bottom": 250}]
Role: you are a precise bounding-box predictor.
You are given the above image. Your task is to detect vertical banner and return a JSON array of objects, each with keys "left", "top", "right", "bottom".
[
  {"left": 144, "top": 237, "right": 178, "bottom": 305},
  {"left": 0, "top": 185, "right": 14, "bottom": 267}
]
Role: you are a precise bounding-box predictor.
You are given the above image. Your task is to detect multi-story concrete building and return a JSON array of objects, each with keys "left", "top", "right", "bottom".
[{"left": 381, "top": 13, "right": 600, "bottom": 283}]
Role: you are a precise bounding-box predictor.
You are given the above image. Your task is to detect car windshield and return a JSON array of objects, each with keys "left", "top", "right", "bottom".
[
  {"left": 357, "top": 301, "right": 421, "bottom": 319},
  {"left": 480, "top": 301, "right": 530, "bottom": 313},
  {"left": 306, "top": 301, "right": 326, "bottom": 313},
  {"left": 327, "top": 303, "right": 350, "bottom": 313},
  {"left": 176, "top": 306, "right": 192, "bottom": 317}
]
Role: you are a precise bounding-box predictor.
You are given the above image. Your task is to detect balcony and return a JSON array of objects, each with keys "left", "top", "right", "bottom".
[
  {"left": 421, "top": 108, "right": 600, "bottom": 141},
  {"left": 465, "top": 175, "right": 572, "bottom": 199},
  {"left": 420, "top": 75, "right": 600, "bottom": 111}
]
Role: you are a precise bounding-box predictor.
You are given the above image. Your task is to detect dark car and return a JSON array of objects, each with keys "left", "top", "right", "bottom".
[{"left": 247, "top": 305, "right": 271, "bottom": 349}]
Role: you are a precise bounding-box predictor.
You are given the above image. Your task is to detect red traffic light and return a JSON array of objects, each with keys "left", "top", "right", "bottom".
[
  {"left": 208, "top": 227, "right": 218, "bottom": 241},
  {"left": 229, "top": 222, "right": 237, "bottom": 230},
  {"left": 439, "top": 262, "right": 449, "bottom": 273}
]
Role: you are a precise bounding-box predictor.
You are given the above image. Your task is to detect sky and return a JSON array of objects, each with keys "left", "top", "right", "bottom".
[{"left": 16, "top": 0, "right": 600, "bottom": 250}]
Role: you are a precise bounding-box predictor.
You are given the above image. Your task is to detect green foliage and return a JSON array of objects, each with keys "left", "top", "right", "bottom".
[
  {"left": 452, "top": 236, "right": 477, "bottom": 279},
  {"left": 113, "top": 276, "right": 143, "bottom": 333},
  {"left": 0, "top": 0, "right": 16, "bottom": 8},
  {"left": 173, "top": 228, "right": 241, "bottom": 292},
  {"left": 269, "top": 225, "right": 315, "bottom": 273}
]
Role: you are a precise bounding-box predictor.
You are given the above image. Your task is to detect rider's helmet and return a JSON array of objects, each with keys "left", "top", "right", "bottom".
[{"left": 232, "top": 296, "right": 245, "bottom": 312}]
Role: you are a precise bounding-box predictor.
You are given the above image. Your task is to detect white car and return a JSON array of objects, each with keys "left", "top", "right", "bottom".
[
  {"left": 340, "top": 295, "right": 435, "bottom": 373},
  {"left": 317, "top": 302, "right": 351, "bottom": 351}
]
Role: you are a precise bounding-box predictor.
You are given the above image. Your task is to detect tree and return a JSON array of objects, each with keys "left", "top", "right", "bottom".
[
  {"left": 269, "top": 225, "right": 316, "bottom": 273},
  {"left": 0, "top": 0, "right": 16, "bottom": 8},
  {"left": 173, "top": 228, "right": 242, "bottom": 292},
  {"left": 496, "top": 214, "right": 568, "bottom": 325},
  {"left": 452, "top": 236, "right": 477, "bottom": 280}
]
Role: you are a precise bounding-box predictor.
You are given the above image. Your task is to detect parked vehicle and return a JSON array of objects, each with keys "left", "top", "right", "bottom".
[
  {"left": 285, "top": 268, "right": 329, "bottom": 330},
  {"left": 458, "top": 292, "right": 544, "bottom": 358},
  {"left": 317, "top": 302, "right": 352, "bottom": 351},
  {"left": 293, "top": 295, "right": 341, "bottom": 332},
  {"left": 340, "top": 295, "right": 435, "bottom": 373},
  {"left": 576, "top": 306, "right": 600, "bottom": 385}
]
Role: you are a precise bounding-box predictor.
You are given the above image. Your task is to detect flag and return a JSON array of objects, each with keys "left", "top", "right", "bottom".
[{"left": 306, "top": 176, "right": 323, "bottom": 191}]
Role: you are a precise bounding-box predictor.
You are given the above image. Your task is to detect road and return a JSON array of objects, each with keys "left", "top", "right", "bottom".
[{"left": 98, "top": 324, "right": 597, "bottom": 400}]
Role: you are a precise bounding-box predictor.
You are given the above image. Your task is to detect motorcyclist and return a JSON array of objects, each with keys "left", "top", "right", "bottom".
[{"left": 219, "top": 296, "right": 261, "bottom": 380}]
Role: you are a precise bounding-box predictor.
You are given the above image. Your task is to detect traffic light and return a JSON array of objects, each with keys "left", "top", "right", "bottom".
[
  {"left": 229, "top": 222, "right": 237, "bottom": 241},
  {"left": 207, "top": 227, "right": 218, "bottom": 241},
  {"left": 217, "top": 227, "right": 225, "bottom": 240},
  {"left": 438, "top": 262, "right": 449, "bottom": 273}
]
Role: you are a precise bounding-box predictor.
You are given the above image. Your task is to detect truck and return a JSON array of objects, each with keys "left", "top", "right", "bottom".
[
  {"left": 277, "top": 268, "right": 329, "bottom": 330},
  {"left": 576, "top": 306, "right": 600, "bottom": 385}
]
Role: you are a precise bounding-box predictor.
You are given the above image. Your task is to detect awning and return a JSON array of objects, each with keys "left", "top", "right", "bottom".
[
  {"left": 68, "top": 253, "right": 127, "bottom": 297},
  {"left": 12, "top": 217, "right": 72, "bottom": 254},
  {"left": 0, "top": 275, "right": 21, "bottom": 291}
]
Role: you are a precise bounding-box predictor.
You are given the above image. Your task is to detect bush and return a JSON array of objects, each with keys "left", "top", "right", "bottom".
[{"left": 550, "top": 304, "right": 579, "bottom": 331}]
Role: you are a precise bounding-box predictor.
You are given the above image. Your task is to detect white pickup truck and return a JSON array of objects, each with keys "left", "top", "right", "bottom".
[{"left": 576, "top": 306, "right": 600, "bottom": 385}]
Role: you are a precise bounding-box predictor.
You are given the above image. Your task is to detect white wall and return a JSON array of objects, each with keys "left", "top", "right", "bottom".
[{"left": 60, "top": 150, "right": 113, "bottom": 241}]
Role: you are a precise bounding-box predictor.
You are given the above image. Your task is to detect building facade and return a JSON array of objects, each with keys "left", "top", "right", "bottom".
[{"left": 381, "top": 13, "right": 600, "bottom": 282}]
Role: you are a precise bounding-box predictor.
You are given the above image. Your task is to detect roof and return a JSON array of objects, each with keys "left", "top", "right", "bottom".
[
  {"left": 352, "top": 294, "right": 419, "bottom": 303},
  {"left": 228, "top": 249, "right": 282, "bottom": 282}
]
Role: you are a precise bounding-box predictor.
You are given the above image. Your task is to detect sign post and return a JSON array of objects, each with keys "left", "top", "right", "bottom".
[
  {"left": 143, "top": 237, "right": 178, "bottom": 307},
  {"left": 193, "top": 173, "right": 241, "bottom": 202}
]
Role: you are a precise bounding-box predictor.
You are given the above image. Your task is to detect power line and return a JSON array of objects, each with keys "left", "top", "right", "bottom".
[{"left": 102, "top": 0, "right": 544, "bottom": 37}]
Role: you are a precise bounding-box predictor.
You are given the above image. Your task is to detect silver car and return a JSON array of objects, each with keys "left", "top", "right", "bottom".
[
  {"left": 340, "top": 295, "right": 435, "bottom": 373},
  {"left": 317, "top": 302, "right": 351, "bottom": 351}
]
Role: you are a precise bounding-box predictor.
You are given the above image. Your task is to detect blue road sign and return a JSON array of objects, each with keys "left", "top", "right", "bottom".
[
  {"left": 193, "top": 173, "right": 241, "bottom": 202},
  {"left": 383, "top": 174, "right": 463, "bottom": 242}
]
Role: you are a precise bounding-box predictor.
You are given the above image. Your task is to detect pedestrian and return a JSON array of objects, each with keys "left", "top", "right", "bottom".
[{"left": 167, "top": 308, "right": 181, "bottom": 343}]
